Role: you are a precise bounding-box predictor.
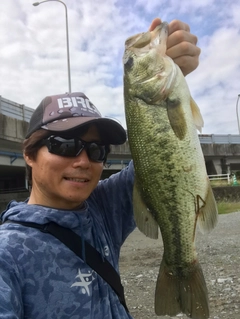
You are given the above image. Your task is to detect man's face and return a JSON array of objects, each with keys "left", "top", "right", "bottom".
[{"left": 24, "top": 125, "right": 104, "bottom": 210}]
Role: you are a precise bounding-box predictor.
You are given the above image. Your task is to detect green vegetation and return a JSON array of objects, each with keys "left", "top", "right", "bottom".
[
  {"left": 217, "top": 201, "right": 240, "bottom": 215},
  {"left": 209, "top": 175, "right": 240, "bottom": 214},
  {"left": 210, "top": 180, "right": 230, "bottom": 187},
  {"left": 209, "top": 173, "right": 239, "bottom": 187}
]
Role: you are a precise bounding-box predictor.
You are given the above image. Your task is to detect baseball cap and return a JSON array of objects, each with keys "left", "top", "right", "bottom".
[{"left": 26, "top": 92, "right": 126, "bottom": 145}]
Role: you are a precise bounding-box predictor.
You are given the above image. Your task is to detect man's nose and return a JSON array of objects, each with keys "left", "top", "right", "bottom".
[{"left": 72, "top": 149, "right": 91, "bottom": 168}]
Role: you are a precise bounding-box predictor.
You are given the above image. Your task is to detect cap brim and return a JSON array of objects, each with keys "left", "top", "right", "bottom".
[{"left": 41, "top": 117, "right": 126, "bottom": 145}]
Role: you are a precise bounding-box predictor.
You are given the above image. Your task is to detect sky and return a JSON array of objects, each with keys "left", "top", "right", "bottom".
[{"left": 0, "top": 0, "right": 240, "bottom": 135}]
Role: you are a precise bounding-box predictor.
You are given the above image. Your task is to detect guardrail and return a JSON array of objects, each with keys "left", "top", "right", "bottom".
[
  {"left": 0, "top": 96, "right": 33, "bottom": 122},
  {"left": 199, "top": 135, "right": 240, "bottom": 144},
  {"left": 208, "top": 174, "right": 231, "bottom": 184}
]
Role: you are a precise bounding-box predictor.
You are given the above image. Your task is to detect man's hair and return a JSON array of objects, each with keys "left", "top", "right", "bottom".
[
  {"left": 23, "top": 128, "right": 110, "bottom": 189},
  {"left": 23, "top": 129, "right": 51, "bottom": 189}
]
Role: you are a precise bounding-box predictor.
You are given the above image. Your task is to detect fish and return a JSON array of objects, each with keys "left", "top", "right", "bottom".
[{"left": 123, "top": 22, "right": 218, "bottom": 319}]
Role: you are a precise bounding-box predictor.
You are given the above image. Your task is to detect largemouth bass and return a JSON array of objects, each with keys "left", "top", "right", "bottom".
[{"left": 123, "top": 22, "right": 218, "bottom": 319}]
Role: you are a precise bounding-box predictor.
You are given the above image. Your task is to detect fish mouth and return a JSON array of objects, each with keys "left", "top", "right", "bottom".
[
  {"left": 149, "top": 22, "right": 169, "bottom": 55},
  {"left": 124, "top": 22, "right": 169, "bottom": 58},
  {"left": 123, "top": 22, "right": 177, "bottom": 100}
]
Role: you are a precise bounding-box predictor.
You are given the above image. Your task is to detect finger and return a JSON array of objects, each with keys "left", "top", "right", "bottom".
[
  {"left": 148, "top": 17, "right": 162, "bottom": 31},
  {"left": 170, "top": 53, "right": 201, "bottom": 76},
  {"left": 166, "top": 41, "right": 201, "bottom": 61},
  {"left": 173, "top": 56, "right": 199, "bottom": 76},
  {"left": 167, "top": 30, "right": 198, "bottom": 50},
  {"left": 168, "top": 19, "right": 190, "bottom": 35}
]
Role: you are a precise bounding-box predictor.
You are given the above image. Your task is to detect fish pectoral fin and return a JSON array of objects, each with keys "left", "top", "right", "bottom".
[
  {"left": 167, "top": 98, "right": 187, "bottom": 140},
  {"left": 190, "top": 97, "right": 204, "bottom": 132},
  {"left": 133, "top": 182, "right": 158, "bottom": 239},
  {"left": 155, "top": 259, "right": 209, "bottom": 318},
  {"left": 197, "top": 184, "right": 218, "bottom": 233}
]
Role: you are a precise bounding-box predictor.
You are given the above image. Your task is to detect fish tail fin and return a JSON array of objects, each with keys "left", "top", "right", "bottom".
[{"left": 155, "top": 258, "right": 209, "bottom": 319}]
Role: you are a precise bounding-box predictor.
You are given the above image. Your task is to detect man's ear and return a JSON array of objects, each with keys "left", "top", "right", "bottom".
[{"left": 23, "top": 153, "right": 33, "bottom": 167}]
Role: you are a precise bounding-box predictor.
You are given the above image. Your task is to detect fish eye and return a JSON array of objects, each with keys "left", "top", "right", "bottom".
[{"left": 125, "top": 56, "right": 134, "bottom": 69}]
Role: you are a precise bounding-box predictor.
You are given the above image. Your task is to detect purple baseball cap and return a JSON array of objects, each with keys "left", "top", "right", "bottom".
[{"left": 26, "top": 92, "right": 126, "bottom": 145}]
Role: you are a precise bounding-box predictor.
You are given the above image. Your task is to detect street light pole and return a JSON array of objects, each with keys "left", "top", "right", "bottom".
[
  {"left": 236, "top": 94, "right": 240, "bottom": 134},
  {"left": 33, "top": 0, "right": 71, "bottom": 93}
]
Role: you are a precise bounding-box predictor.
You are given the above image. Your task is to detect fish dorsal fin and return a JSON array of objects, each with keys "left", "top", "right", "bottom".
[
  {"left": 133, "top": 182, "right": 159, "bottom": 239},
  {"left": 190, "top": 97, "right": 204, "bottom": 133},
  {"left": 167, "top": 98, "right": 187, "bottom": 140}
]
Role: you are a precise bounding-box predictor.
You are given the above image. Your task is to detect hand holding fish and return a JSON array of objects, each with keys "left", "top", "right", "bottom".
[{"left": 149, "top": 18, "right": 201, "bottom": 76}]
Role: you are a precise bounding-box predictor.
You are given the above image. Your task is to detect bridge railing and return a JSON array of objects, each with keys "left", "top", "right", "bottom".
[
  {"left": 208, "top": 173, "right": 231, "bottom": 184},
  {"left": 0, "top": 96, "right": 33, "bottom": 122},
  {"left": 199, "top": 134, "right": 240, "bottom": 144},
  {"left": 2, "top": 95, "right": 240, "bottom": 145}
]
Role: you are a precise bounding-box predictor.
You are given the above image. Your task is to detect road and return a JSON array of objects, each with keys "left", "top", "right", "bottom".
[{"left": 120, "top": 212, "right": 240, "bottom": 319}]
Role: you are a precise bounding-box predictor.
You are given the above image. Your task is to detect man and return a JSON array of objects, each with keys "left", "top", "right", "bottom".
[{"left": 0, "top": 18, "right": 200, "bottom": 318}]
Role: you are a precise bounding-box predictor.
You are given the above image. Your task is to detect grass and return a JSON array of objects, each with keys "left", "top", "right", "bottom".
[
  {"left": 209, "top": 178, "right": 240, "bottom": 214},
  {"left": 217, "top": 201, "right": 240, "bottom": 215},
  {"left": 210, "top": 180, "right": 231, "bottom": 187},
  {"left": 209, "top": 176, "right": 240, "bottom": 187}
]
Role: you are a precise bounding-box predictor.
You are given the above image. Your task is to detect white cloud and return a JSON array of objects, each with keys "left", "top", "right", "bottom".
[
  {"left": 186, "top": 23, "right": 240, "bottom": 134},
  {"left": 0, "top": 0, "right": 240, "bottom": 134}
]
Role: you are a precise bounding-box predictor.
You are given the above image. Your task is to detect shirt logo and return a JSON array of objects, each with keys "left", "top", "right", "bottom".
[{"left": 71, "top": 268, "right": 96, "bottom": 296}]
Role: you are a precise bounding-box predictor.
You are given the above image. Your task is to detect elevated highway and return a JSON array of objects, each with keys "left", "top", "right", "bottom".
[{"left": 1, "top": 96, "right": 240, "bottom": 194}]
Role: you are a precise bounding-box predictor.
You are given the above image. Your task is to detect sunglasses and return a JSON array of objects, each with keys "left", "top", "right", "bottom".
[{"left": 42, "top": 136, "right": 108, "bottom": 162}]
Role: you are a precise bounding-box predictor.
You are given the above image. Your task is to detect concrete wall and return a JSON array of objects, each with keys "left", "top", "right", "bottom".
[
  {"left": 201, "top": 143, "right": 240, "bottom": 156},
  {"left": 0, "top": 114, "right": 28, "bottom": 143},
  {"left": 213, "top": 186, "right": 240, "bottom": 202}
]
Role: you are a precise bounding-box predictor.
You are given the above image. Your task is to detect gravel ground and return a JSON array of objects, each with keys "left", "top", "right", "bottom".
[{"left": 119, "top": 212, "right": 240, "bottom": 319}]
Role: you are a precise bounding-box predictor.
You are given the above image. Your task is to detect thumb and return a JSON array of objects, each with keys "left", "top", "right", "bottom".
[{"left": 148, "top": 18, "right": 162, "bottom": 31}]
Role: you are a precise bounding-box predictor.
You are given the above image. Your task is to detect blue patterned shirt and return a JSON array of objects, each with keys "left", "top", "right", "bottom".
[{"left": 0, "top": 162, "right": 135, "bottom": 319}]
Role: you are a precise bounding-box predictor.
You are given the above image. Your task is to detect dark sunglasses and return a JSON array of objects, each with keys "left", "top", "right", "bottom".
[{"left": 42, "top": 136, "right": 108, "bottom": 162}]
